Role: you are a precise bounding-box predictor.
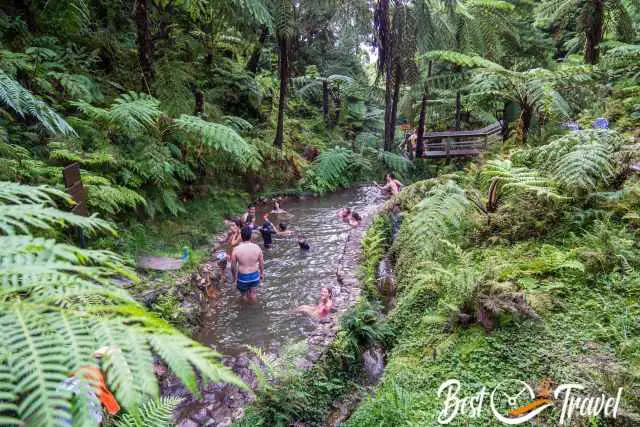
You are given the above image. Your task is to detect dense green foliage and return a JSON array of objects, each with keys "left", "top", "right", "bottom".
[
  {"left": 2, "top": 0, "right": 640, "bottom": 426},
  {"left": 0, "top": 183, "right": 242, "bottom": 426}
]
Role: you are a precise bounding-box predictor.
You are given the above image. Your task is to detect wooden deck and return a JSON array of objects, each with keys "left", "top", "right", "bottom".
[{"left": 421, "top": 122, "right": 502, "bottom": 158}]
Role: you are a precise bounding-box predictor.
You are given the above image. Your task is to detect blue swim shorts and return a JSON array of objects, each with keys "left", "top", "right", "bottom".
[{"left": 237, "top": 271, "right": 260, "bottom": 292}]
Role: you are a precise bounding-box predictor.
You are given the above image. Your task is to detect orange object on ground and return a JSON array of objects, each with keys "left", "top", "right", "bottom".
[
  {"left": 75, "top": 366, "right": 121, "bottom": 415},
  {"left": 508, "top": 398, "right": 553, "bottom": 417}
]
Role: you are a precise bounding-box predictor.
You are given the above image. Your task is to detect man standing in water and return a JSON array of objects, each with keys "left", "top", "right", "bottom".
[{"left": 231, "top": 226, "right": 264, "bottom": 302}]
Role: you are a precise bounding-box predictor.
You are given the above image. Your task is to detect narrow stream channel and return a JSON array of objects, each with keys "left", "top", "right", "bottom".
[{"left": 197, "top": 186, "right": 382, "bottom": 355}]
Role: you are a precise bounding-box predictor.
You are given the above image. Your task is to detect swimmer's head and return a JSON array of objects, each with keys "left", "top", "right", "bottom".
[
  {"left": 351, "top": 212, "right": 362, "bottom": 221},
  {"left": 320, "top": 287, "right": 332, "bottom": 299},
  {"left": 278, "top": 222, "right": 288, "bottom": 231},
  {"left": 240, "top": 226, "right": 252, "bottom": 241},
  {"left": 297, "top": 234, "right": 305, "bottom": 242}
]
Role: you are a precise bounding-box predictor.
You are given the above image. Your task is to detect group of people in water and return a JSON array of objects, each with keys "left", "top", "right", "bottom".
[
  {"left": 208, "top": 198, "right": 333, "bottom": 318},
  {"left": 207, "top": 174, "right": 402, "bottom": 318}
]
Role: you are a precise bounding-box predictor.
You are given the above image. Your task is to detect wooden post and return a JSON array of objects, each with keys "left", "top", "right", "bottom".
[
  {"left": 455, "top": 91, "right": 461, "bottom": 131},
  {"left": 63, "top": 162, "right": 88, "bottom": 248}
]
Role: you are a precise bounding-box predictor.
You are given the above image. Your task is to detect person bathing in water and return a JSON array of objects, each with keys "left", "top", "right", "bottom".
[
  {"left": 277, "top": 222, "right": 295, "bottom": 236},
  {"left": 349, "top": 211, "right": 362, "bottom": 227},
  {"left": 231, "top": 226, "right": 264, "bottom": 302},
  {"left": 271, "top": 199, "right": 289, "bottom": 215},
  {"left": 260, "top": 213, "right": 276, "bottom": 248},
  {"left": 337, "top": 207, "right": 351, "bottom": 219},
  {"left": 298, "top": 234, "right": 310, "bottom": 251},
  {"left": 241, "top": 204, "right": 256, "bottom": 224},
  {"left": 375, "top": 173, "right": 403, "bottom": 195},
  {"left": 293, "top": 287, "right": 333, "bottom": 319}
]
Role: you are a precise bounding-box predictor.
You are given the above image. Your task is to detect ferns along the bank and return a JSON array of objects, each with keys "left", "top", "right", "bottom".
[{"left": 0, "top": 182, "right": 243, "bottom": 426}]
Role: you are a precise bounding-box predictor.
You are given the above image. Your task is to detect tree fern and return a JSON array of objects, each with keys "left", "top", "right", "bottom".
[
  {"left": 114, "top": 396, "right": 183, "bottom": 427},
  {"left": 411, "top": 181, "right": 471, "bottom": 235},
  {"left": 602, "top": 43, "right": 640, "bottom": 81},
  {"left": 174, "top": 114, "right": 260, "bottom": 170},
  {"left": 0, "top": 184, "right": 242, "bottom": 426},
  {"left": 303, "top": 147, "right": 367, "bottom": 193},
  {"left": 0, "top": 71, "right": 74, "bottom": 136},
  {"left": 533, "top": 130, "right": 630, "bottom": 191},
  {"left": 480, "top": 159, "right": 564, "bottom": 201},
  {"left": 0, "top": 182, "right": 114, "bottom": 236},
  {"left": 73, "top": 92, "right": 162, "bottom": 133},
  {"left": 86, "top": 185, "right": 147, "bottom": 215}
]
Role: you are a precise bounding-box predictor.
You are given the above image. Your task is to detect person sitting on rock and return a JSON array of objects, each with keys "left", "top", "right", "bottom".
[{"left": 293, "top": 287, "right": 333, "bottom": 319}]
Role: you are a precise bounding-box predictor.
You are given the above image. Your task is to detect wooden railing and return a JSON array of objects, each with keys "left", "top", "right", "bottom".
[{"left": 422, "top": 122, "right": 502, "bottom": 158}]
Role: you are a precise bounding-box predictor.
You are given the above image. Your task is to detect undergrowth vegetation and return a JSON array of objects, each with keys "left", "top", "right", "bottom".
[{"left": 347, "top": 128, "right": 640, "bottom": 425}]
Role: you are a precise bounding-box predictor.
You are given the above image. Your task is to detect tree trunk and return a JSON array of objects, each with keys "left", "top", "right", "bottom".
[
  {"left": 135, "top": 0, "right": 154, "bottom": 91},
  {"left": 455, "top": 91, "right": 462, "bottom": 130},
  {"left": 388, "top": 63, "right": 402, "bottom": 151},
  {"left": 415, "top": 61, "right": 432, "bottom": 159},
  {"left": 274, "top": 36, "right": 289, "bottom": 148},
  {"left": 584, "top": 0, "right": 604, "bottom": 64},
  {"left": 517, "top": 107, "right": 532, "bottom": 143},
  {"left": 194, "top": 89, "right": 204, "bottom": 116},
  {"left": 376, "top": 0, "right": 394, "bottom": 151},
  {"left": 322, "top": 80, "right": 329, "bottom": 123},
  {"left": 333, "top": 92, "right": 342, "bottom": 125},
  {"left": 246, "top": 25, "right": 269, "bottom": 73}
]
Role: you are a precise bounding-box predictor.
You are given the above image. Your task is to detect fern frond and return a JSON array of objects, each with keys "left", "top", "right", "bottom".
[
  {"left": 86, "top": 185, "right": 147, "bottom": 215},
  {"left": 0, "top": 204, "right": 114, "bottom": 236},
  {"left": 114, "top": 396, "right": 182, "bottom": 427},
  {"left": 73, "top": 92, "right": 161, "bottom": 133},
  {"left": 412, "top": 181, "right": 471, "bottom": 235},
  {"left": 0, "top": 71, "right": 75, "bottom": 136},
  {"left": 1, "top": 306, "right": 72, "bottom": 427},
  {"left": 174, "top": 114, "right": 260, "bottom": 169},
  {"left": 533, "top": 130, "right": 629, "bottom": 191},
  {"left": 481, "top": 159, "right": 564, "bottom": 200}
]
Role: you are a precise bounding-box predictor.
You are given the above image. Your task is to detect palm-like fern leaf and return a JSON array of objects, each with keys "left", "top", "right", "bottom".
[
  {"left": 0, "top": 185, "right": 242, "bottom": 426},
  {"left": 533, "top": 129, "right": 629, "bottom": 191},
  {"left": 0, "top": 71, "right": 75, "bottom": 136},
  {"left": 412, "top": 181, "right": 471, "bottom": 233},
  {"left": 174, "top": 114, "right": 260, "bottom": 169},
  {"left": 114, "top": 396, "right": 183, "bottom": 427},
  {"left": 480, "top": 159, "right": 563, "bottom": 200},
  {"left": 73, "top": 92, "right": 161, "bottom": 133}
]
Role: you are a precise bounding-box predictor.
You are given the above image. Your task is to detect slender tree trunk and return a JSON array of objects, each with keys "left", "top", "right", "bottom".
[
  {"left": 322, "top": 80, "right": 329, "bottom": 123},
  {"left": 332, "top": 92, "right": 342, "bottom": 125},
  {"left": 246, "top": 25, "right": 269, "bottom": 73},
  {"left": 274, "top": 36, "right": 289, "bottom": 148},
  {"left": 383, "top": 74, "right": 395, "bottom": 151},
  {"left": 388, "top": 63, "right": 402, "bottom": 151},
  {"left": 194, "top": 89, "right": 204, "bottom": 116},
  {"left": 135, "top": 0, "right": 154, "bottom": 91},
  {"left": 584, "top": 0, "right": 604, "bottom": 64},
  {"left": 376, "top": 0, "right": 394, "bottom": 151},
  {"left": 517, "top": 107, "right": 532, "bottom": 143},
  {"left": 455, "top": 91, "right": 462, "bottom": 130},
  {"left": 416, "top": 61, "right": 432, "bottom": 159}
]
